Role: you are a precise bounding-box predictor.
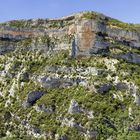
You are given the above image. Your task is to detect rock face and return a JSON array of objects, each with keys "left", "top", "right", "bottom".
[
  {"left": 115, "top": 53, "right": 140, "bottom": 65},
  {"left": 0, "top": 11, "right": 140, "bottom": 65},
  {"left": 71, "top": 37, "right": 78, "bottom": 58}
]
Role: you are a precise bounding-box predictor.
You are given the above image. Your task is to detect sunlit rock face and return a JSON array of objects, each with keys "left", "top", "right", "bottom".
[{"left": 0, "top": 11, "right": 140, "bottom": 59}]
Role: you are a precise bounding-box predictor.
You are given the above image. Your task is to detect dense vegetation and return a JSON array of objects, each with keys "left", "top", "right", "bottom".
[
  {"left": 82, "top": 11, "right": 99, "bottom": 20},
  {"left": 0, "top": 44, "right": 140, "bottom": 139},
  {"left": 106, "top": 18, "right": 140, "bottom": 34}
]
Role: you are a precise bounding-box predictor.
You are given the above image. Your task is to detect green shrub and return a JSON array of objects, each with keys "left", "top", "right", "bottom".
[
  {"left": 107, "top": 19, "right": 140, "bottom": 33},
  {"left": 8, "top": 20, "right": 27, "bottom": 28},
  {"left": 82, "top": 11, "right": 99, "bottom": 19}
]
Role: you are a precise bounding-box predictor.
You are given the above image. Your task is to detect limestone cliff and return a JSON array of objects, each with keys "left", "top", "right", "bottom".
[
  {"left": 0, "top": 11, "right": 140, "bottom": 59},
  {"left": 1, "top": 11, "right": 140, "bottom": 140}
]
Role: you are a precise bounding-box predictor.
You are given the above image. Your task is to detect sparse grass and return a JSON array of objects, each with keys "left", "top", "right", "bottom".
[{"left": 107, "top": 18, "right": 140, "bottom": 34}]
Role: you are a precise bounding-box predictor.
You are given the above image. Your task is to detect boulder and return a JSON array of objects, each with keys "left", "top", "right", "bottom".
[
  {"left": 97, "top": 83, "right": 112, "bottom": 94},
  {"left": 25, "top": 91, "right": 44, "bottom": 107},
  {"left": 68, "top": 100, "right": 81, "bottom": 113}
]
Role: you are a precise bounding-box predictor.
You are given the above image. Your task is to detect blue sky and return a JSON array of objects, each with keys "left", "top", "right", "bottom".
[{"left": 0, "top": 0, "right": 140, "bottom": 23}]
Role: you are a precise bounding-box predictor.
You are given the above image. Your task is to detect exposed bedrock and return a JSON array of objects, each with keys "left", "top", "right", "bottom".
[{"left": 0, "top": 12, "right": 140, "bottom": 64}]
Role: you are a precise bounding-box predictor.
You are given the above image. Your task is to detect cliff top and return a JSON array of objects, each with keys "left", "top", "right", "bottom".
[{"left": 0, "top": 11, "right": 140, "bottom": 34}]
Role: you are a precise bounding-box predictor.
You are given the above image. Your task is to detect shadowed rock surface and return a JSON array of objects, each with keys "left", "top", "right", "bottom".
[{"left": 23, "top": 91, "right": 44, "bottom": 107}]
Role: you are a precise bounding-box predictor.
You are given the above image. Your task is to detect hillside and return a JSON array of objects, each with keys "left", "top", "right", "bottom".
[{"left": 0, "top": 11, "right": 140, "bottom": 140}]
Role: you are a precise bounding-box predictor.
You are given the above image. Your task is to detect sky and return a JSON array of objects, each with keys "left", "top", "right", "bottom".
[{"left": 0, "top": 0, "right": 140, "bottom": 23}]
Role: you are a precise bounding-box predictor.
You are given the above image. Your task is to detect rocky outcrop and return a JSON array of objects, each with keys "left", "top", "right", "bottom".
[
  {"left": 23, "top": 91, "right": 44, "bottom": 107},
  {"left": 73, "top": 15, "right": 140, "bottom": 57},
  {"left": 114, "top": 53, "right": 140, "bottom": 65},
  {"left": 68, "top": 100, "right": 81, "bottom": 113},
  {"left": 129, "top": 123, "right": 140, "bottom": 131},
  {"left": 106, "top": 27, "right": 140, "bottom": 49},
  {"left": 89, "top": 40, "right": 109, "bottom": 55},
  {"left": 0, "top": 11, "right": 140, "bottom": 62},
  {"left": 45, "top": 65, "right": 104, "bottom": 76},
  {"left": 68, "top": 100, "right": 94, "bottom": 119},
  {"left": 0, "top": 41, "right": 16, "bottom": 54},
  {"left": 60, "top": 117, "right": 97, "bottom": 139},
  {"left": 33, "top": 75, "right": 88, "bottom": 89},
  {"left": 134, "top": 94, "right": 140, "bottom": 106},
  {"left": 97, "top": 83, "right": 112, "bottom": 94},
  {"left": 35, "top": 104, "right": 54, "bottom": 113},
  {"left": 115, "top": 82, "right": 128, "bottom": 91}
]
